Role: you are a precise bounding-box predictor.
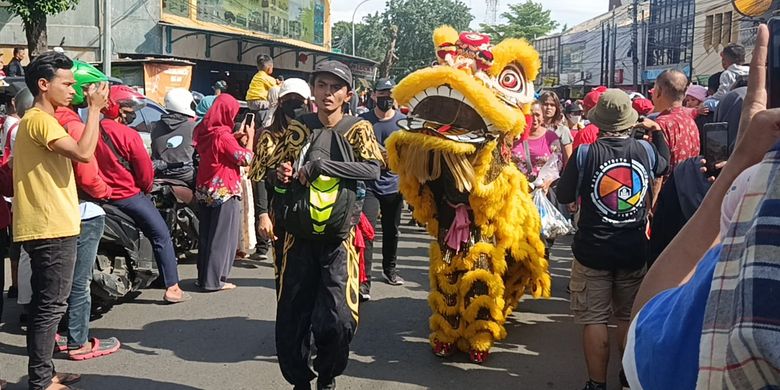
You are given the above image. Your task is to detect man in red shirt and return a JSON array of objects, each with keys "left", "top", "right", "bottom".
[{"left": 651, "top": 70, "right": 701, "bottom": 174}]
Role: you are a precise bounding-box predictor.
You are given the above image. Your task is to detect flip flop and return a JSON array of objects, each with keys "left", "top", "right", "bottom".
[
  {"left": 68, "top": 337, "right": 121, "bottom": 361},
  {"left": 220, "top": 283, "right": 237, "bottom": 291},
  {"left": 51, "top": 372, "right": 81, "bottom": 386},
  {"left": 163, "top": 292, "right": 192, "bottom": 304},
  {"left": 54, "top": 333, "right": 68, "bottom": 353}
]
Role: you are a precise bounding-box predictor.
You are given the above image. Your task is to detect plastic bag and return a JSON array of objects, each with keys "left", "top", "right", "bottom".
[
  {"left": 533, "top": 154, "right": 561, "bottom": 188},
  {"left": 533, "top": 188, "right": 573, "bottom": 240}
]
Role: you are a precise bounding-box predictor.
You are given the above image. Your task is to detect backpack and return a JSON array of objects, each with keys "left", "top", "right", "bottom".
[
  {"left": 575, "top": 138, "right": 656, "bottom": 201},
  {"left": 282, "top": 114, "right": 364, "bottom": 241}
]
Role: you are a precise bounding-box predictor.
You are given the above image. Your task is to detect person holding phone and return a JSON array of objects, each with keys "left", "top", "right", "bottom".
[
  {"left": 194, "top": 93, "right": 254, "bottom": 292},
  {"left": 623, "top": 23, "right": 780, "bottom": 389}
]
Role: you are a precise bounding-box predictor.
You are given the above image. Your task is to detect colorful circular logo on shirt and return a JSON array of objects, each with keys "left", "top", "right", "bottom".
[{"left": 590, "top": 160, "right": 649, "bottom": 218}]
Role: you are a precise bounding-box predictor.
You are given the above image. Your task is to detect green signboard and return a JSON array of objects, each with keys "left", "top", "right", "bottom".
[{"left": 163, "top": 0, "right": 326, "bottom": 46}]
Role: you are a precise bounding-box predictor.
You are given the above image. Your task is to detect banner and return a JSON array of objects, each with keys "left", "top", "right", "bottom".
[
  {"left": 143, "top": 63, "right": 193, "bottom": 105},
  {"left": 163, "top": 0, "right": 327, "bottom": 46}
]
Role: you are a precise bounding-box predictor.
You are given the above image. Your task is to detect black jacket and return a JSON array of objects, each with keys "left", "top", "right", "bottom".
[{"left": 151, "top": 112, "right": 195, "bottom": 184}]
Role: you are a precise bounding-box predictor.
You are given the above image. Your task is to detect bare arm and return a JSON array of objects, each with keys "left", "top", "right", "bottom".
[
  {"left": 49, "top": 82, "right": 108, "bottom": 163},
  {"left": 632, "top": 24, "right": 779, "bottom": 318}
]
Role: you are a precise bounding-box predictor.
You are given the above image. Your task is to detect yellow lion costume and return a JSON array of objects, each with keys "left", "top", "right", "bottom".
[{"left": 385, "top": 26, "right": 550, "bottom": 363}]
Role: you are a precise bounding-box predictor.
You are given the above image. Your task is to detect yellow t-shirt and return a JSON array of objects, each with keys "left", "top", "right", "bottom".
[
  {"left": 245, "top": 70, "right": 277, "bottom": 101},
  {"left": 12, "top": 107, "right": 80, "bottom": 242}
]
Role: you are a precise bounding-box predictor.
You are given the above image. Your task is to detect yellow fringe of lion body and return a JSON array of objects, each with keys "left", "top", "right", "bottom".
[{"left": 386, "top": 132, "right": 550, "bottom": 354}]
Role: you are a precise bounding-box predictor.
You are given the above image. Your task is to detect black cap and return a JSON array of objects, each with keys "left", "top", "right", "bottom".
[
  {"left": 313, "top": 60, "right": 353, "bottom": 89},
  {"left": 213, "top": 80, "right": 228, "bottom": 92},
  {"left": 374, "top": 78, "right": 395, "bottom": 91}
]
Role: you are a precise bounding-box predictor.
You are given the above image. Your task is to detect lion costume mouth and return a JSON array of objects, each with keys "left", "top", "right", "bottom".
[{"left": 398, "top": 85, "right": 497, "bottom": 144}]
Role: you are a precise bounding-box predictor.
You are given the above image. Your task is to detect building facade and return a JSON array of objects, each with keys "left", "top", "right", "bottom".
[
  {"left": 644, "top": 0, "right": 695, "bottom": 82},
  {"left": 0, "top": 0, "right": 375, "bottom": 98},
  {"left": 690, "top": 0, "right": 767, "bottom": 84},
  {"left": 534, "top": 1, "right": 648, "bottom": 97}
]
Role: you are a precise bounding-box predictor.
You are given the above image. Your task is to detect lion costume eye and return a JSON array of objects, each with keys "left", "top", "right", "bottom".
[{"left": 498, "top": 65, "right": 525, "bottom": 93}]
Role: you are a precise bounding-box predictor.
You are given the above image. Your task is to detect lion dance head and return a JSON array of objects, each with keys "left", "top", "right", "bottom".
[{"left": 385, "top": 26, "right": 550, "bottom": 363}]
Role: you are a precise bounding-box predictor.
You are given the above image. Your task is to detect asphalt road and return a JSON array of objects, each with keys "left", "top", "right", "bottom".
[{"left": 0, "top": 215, "right": 623, "bottom": 389}]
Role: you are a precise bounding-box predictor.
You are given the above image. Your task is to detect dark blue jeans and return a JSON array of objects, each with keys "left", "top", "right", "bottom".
[
  {"left": 24, "top": 236, "right": 78, "bottom": 390},
  {"left": 112, "top": 193, "right": 179, "bottom": 287},
  {"left": 67, "top": 215, "right": 105, "bottom": 349}
]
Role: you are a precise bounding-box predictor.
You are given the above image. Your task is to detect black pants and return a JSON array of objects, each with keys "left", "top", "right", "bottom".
[
  {"left": 23, "top": 236, "right": 78, "bottom": 390},
  {"left": 275, "top": 233, "right": 360, "bottom": 386},
  {"left": 361, "top": 191, "right": 403, "bottom": 287}
]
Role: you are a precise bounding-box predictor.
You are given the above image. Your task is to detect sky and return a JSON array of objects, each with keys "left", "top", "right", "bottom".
[{"left": 330, "top": 0, "right": 611, "bottom": 33}]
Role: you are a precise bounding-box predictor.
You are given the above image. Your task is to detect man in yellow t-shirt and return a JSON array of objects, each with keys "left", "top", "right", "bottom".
[{"left": 13, "top": 51, "right": 107, "bottom": 390}]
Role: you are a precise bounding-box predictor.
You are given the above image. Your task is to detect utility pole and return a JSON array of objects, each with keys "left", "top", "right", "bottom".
[
  {"left": 103, "top": 0, "right": 112, "bottom": 76},
  {"left": 600, "top": 22, "right": 606, "bottom": 86},
  {"left": 641, "top": 9, "right": 649, "bottom": 94},
  {"left": 605, "top": 22, "right": 611, "bottom": 87},
  {"left": 610, "top": 12, "right": 617, "bottom": 87},
  {"left": 632, "top": 0, "right": 639, "bottom": 90}
]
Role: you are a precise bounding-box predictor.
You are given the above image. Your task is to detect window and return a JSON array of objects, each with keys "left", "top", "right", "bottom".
[
  {"left": 548, "top": 55, "right": 555, "bottom": 70},
  {"left": 723, "top": 11, "right": 733, "bottom": 43},
  {"left": 713, "top": 13, "right": 723, "bottom": 46},
  {"left": 647, "top": 0, "right": 694, "bottom": 66},
  {"left": 705, "top": 15, "right": 714, "bottom": 47}
]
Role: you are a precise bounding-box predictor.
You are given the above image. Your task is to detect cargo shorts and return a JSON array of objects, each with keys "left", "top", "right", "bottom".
[{"left": 569, "top": 259, "right": 646, "bottom": 324}]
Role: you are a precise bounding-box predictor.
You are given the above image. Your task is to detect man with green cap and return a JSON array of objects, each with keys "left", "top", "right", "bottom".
[
  {"left": 555, "top": 89, "right": 670, "bottom": 390},
  {"left": 52, "top": 59, "right": 120, "bottom": 362}
]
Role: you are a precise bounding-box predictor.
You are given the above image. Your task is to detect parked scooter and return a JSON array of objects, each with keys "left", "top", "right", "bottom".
[
  {"left": 92, "top": 204, "right": 159, "bottom": 312},
  {"left": 151, "top": 161, "right": 199, "bottom": 258}
]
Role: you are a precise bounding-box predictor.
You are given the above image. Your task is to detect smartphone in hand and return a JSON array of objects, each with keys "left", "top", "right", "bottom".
[
  {"left": 769, "top": 17, "right": 780, "bottom": 109},
  {"left": 702, "top": 122, "right": 730, "bottom": 177}
]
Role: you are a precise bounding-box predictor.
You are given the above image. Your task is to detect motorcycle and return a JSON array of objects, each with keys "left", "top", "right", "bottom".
[
  {"left": 150, "top": 161, "right": 199, "bottom": 259},
  {"left": 92, "top": 203, "right": 160, "bottom": 312}
]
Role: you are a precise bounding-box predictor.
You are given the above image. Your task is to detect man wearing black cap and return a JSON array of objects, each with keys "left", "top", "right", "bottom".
[
  {"left": 358, "top": 78, "right": 405, "bottom": 301},
  {"left": 267, "top": 60, "right": 384, "bottom": 390}
]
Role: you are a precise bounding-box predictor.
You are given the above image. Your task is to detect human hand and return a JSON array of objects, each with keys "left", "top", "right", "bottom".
[
  {"left": 566, "top": 203, "right": 578, "bottom": 214},
  {"left": 727, "top": 25, "right": 780, "bottom": 173},
  {"left": 298, "top": 169, "right": 309, "bottom": 186},
  {"left": 85, "top": 82, "right": 109, "bottom": 111},
  {"left": 276, "top": 161, "right": 293, "bottom": 184},
  {"left": 257, "top": 213, "right": 276, "bottom": 241},
  {"left": 697, "top": 104, "right": 710, "bottom": 116},
  {"left": 637, "top": 117, "right": 661, "bottom": 132},
  {"left": 699, "top": 158, "right": 728, "bottom": 183}
]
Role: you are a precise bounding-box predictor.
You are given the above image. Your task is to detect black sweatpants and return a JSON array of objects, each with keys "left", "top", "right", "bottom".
[
  {"left": 275, "top": 233, "right": 360, "bottom": 386},
  {"left": 361, "top": 191, "right": 403, "bottom": 287}
]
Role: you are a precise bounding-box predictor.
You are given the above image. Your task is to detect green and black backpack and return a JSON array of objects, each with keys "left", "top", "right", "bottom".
[{"left": 282, "top": 113, "right": 364, "bottom": 241}]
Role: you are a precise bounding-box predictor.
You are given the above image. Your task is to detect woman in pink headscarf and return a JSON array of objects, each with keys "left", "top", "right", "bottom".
[{"left": 194, "top": 94, "right": 254, "bottom": 291}]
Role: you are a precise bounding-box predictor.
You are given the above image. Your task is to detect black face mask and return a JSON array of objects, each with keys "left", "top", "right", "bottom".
[
  {"left": 376, "top": 96, "right": 393, "bottom": 112},
  {"left": 122, "top": 111, "right": 137, "bottom": 125},
  {"left": 281, "top": 100, "right": 305, "bottom": 119}
]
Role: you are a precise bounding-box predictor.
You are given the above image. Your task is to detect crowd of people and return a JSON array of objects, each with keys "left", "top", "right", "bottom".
[{"left": 0, "top": 23, "right": 779, "bottom": 390}]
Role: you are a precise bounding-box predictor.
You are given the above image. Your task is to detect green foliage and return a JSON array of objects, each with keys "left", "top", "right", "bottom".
[
  {"left": 479, "top": 1, "right": 559, "bottom": 43},
  {"left": 7, "top": 0, "right": 80, "bottom": 25},
  {"left": 384, "top": 0, "right": 473, "bottom": 78},
  {"left": 337, "top": 0, "right": 473, "bottom": 80}
]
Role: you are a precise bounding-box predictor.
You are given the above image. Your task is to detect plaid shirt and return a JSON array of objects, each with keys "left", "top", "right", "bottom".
[{"left": 697, "top": 140, "right": 780, "bottom": 388}]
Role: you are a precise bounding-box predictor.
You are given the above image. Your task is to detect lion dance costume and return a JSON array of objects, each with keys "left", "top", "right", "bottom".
[{"left": 385, "top": 26, "right": 551, "bottom": 363}]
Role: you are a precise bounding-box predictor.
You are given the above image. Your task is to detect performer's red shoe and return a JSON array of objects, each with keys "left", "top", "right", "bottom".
[
  {"left": 432, "top": 340, "right": 454, "bottom": 357},
  {"left": 469, "top": 349, "right": 489, "bottom": 364}
]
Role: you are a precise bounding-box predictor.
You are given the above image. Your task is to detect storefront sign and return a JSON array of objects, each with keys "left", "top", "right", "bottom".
[
  {"left": 163, "top": 0, "right": 327, "bottom": 46},
  {"left": 143, "top": 63, "right": 193, "bottom": 104}
]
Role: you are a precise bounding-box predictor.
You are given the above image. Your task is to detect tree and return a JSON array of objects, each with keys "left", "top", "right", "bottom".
[
  {"left": 8, "top": 0, "right": 80, "bottom": 57},
  {"left": 479, "top": 1, "right": 559, "bottom": 43},
  {"left": 332, "top": 13, "right": 388, "bottom": 62},
  {"left": 383, "top": 0, "right": 473, "bottom": 79}
]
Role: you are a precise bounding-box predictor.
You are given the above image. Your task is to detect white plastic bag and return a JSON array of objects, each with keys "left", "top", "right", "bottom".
[
  {"left": 533, "top": 154, "right": 561, "bottom": 188},
  {"left": 533, "top": 188, "right": 573, "bottom": 240}
]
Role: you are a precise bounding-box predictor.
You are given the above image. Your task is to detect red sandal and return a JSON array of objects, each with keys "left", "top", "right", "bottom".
[{"left": 68, "top": 337, "right": 121, "bottom": 361}]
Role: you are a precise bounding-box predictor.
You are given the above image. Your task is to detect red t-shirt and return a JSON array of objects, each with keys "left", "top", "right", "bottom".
[
  {"left": 654, "top": 107, "right": 700, "bottom": 173},
  {"left": 95, "top": 119, "right": 154, "bottom": 200},
  {"left": 573, "top": 123, "right": 600, "bottom": 150}
]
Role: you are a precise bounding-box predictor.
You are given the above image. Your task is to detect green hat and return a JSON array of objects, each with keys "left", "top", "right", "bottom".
[
  {"left": 588, "top": 89, "right": 639, "bottom": 133},
  {"left": 71, "top": 60, "right": 108, "bottom": 107}
]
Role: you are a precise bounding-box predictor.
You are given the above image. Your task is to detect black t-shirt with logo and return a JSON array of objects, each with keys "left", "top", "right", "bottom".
[{"left": 556, "top": 137, "right": 669, "bottom": 271}]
